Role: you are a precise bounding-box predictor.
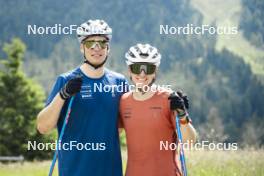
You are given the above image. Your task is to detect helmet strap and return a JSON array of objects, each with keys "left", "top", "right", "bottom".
[{"left": 138, "top": 88, "right": 146, "bottom": 95}]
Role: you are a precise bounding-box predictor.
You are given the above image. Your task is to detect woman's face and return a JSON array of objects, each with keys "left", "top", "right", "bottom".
[{"left": 129, "top": 63, "right": 156, "bottom": 89}]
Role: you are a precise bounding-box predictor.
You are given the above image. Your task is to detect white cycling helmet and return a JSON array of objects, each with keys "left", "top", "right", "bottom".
[
  {"left": 125, "top": 43, "right": 161, "bottom": 66},
  {"left": 77, "top": 19, "right": 112, "bottom": 43}
]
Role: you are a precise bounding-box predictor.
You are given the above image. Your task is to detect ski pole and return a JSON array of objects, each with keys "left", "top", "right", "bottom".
[
  {"left": 48, "top": 96, "right": 75, "bottom": 176},
  {"left": 175, "top": 114, "right": 187, "bottom": 176}
]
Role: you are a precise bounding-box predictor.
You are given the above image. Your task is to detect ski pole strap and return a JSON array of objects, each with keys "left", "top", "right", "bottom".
[
  {"left": 175, "top": 115, "right": 188, "bottom": 176},
  {"left": 48, "top": 96, "right": 75, "bottom": 176}
]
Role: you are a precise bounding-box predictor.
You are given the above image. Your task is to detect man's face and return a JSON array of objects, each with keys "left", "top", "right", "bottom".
[{"left": 81, "top": 35, "right": 109, "bottom": 66}]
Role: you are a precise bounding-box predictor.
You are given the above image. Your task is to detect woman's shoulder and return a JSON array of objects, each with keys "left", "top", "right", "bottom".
[
  {"left": 121, "top": 91, "right": 133, "bottom": 100},
  {"left": 155, "top": 86, "right": 173, "bottom": 98}
]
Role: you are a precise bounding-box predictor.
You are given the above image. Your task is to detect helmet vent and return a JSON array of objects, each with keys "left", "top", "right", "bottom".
[
  {"left": 139, "top": 53, "right": 149, "bottom": 58},
  {"left": 128, "top": 51, "right": 136, "bottom": 58}
]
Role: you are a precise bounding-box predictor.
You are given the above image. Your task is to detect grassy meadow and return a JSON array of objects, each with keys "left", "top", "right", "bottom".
[{"left": 0, "top": 149, "right": 263, "bottom": 176}]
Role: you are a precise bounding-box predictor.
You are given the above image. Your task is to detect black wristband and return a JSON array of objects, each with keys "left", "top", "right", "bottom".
[
  {"left": 59, "top": 87, "right": 70, "bottom": 100},
  {"left": 59, "top": 91, "right": 67, "bottom": 100},
  {"left": 177, "top": 110, "right": 186, "bottom": 119}
]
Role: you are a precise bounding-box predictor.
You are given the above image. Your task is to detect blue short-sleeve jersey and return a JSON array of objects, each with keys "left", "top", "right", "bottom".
[{"left": 46, "top": 67, "right": 128, "bottom": 176}]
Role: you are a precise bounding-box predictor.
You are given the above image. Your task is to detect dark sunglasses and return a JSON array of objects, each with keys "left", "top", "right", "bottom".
[
  {"left": 83, "top": 40, "right": 108, "bottom": 49},
  {"left": 130, "top": 63, "right": 156, "bottom": 75}
]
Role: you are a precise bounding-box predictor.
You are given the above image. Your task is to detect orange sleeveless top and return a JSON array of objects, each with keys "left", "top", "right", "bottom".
[{"left": 119, "top": 90, "right": 182, "bottom": 176}]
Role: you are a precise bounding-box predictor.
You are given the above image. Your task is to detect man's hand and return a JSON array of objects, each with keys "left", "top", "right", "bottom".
[{"left": 59, "top": 76, "right": 83, "bottom": 100}]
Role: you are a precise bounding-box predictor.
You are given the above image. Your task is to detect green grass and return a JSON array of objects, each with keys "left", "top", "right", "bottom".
[
  {"left": 191, "top": 0, "right": 264, "bottom": 77},
  {"left": 0, "top": 161, "right": 58, "bottom": 176},
  {"left": 187, "top": 150, "right": 264, "bottom": 176},
  {"left": 1, "top": 150, "right": 264, "bottom": 176}
]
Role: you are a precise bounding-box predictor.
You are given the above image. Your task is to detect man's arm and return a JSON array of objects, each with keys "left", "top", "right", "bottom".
[
  {"left": 37, "top": 93, "right": 65, "bottom": 134},
  {"left": 37, "top": 76, "right": 83, "bottom": 134}
]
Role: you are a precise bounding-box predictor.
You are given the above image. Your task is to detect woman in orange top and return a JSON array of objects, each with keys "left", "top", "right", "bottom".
[{"left": 119, "top": 43, "right": 197, "bottom": 176}]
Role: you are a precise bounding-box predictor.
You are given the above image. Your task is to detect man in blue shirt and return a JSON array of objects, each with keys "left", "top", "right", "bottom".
[{"left": 37, "top": 19, "right": 127, "bottom": 176}]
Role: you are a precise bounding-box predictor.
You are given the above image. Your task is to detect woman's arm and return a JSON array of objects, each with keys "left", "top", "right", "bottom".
[{"left": 180, "top": 119, "right": 197, "bottom": 144}]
